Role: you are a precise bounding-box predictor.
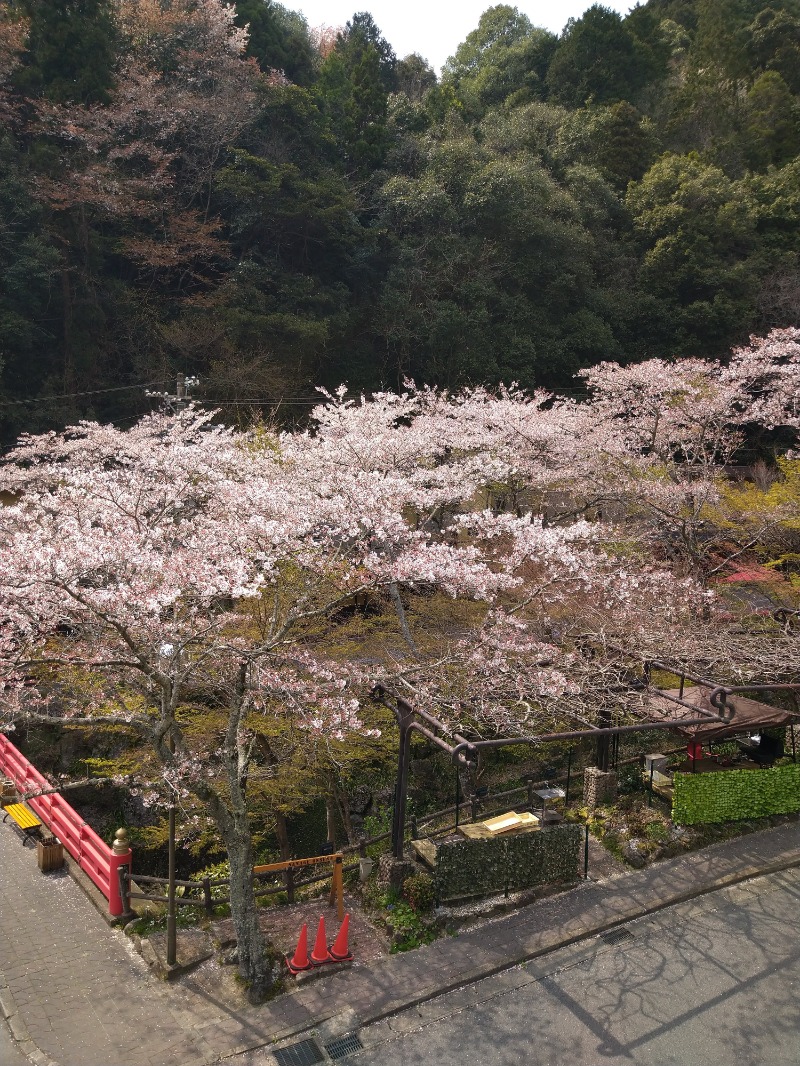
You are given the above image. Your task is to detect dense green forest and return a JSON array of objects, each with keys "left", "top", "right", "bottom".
[{"left": 1, "top": 0, "right": 799, "bottom": 444}]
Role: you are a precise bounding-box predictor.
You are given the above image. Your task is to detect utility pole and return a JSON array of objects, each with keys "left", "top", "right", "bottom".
[{"left": 146, "top": 373, "right": 198, "bottom": 413}]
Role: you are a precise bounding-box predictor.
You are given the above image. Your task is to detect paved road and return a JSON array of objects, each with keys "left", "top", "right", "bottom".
[
  {"left": 0, "top": 827, "right": 212, "bottom": 1066},
  {"left": 0, "top": 1018, "right": 30, "bottom": 1066},
  {"left": 347, "top": 868, "right": 800, "bottom": 1066},
  {"left": 3, "top": 813, "right": 799, "bottom": 1066}
]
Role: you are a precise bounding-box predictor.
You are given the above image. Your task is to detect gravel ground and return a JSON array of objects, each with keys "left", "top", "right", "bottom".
[
  {"left": 210, "top": 892, "right": 390, "bottom": 961},
  {"left": 160, "top": 892, "right": 391, "bottom": 1007}
]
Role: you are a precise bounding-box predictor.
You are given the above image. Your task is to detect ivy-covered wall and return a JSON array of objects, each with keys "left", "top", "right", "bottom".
[
  {"left": 672, "top": 764, "right": 800, "bottom": 825},
  {"left": 433, "top": 825, "right": 582, "bottom": 902}
]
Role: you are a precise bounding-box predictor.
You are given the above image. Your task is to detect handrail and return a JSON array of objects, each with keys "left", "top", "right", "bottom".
[{"left": 0, "top": 735, "right": 130, "bottom": 915}]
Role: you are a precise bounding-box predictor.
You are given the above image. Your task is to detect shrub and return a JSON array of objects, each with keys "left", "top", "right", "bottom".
[
  {"left": 618, "top": 763, "right": 646, "bottom": 794},
  {"left": 672, "top": 764, "right": 800, "bottom": 824},
  {"left": 193, "top": 859, "right": 231, "bottom": 901},
  {"left": 403, "top": 872, "right": 435, "bottom": 913},
  {"left": 644, "top": 820, "right": 669, "bottom": 843},
  {"left": 385, "top": 900, "right": 435, "bottom": 953}
]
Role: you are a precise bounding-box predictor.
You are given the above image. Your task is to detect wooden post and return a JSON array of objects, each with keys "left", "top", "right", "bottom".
[
  {"left": 116, "top": 863, "right": 135, "bottom": 923},
  {"left": 329, "top": 855, "right": 344, "bottom": 921},
  {"left": 167, "top": 719, "right": 177, "bottom": 967},
  {"left": 391, "top": 700, "right": 414, "bottom": 859},
  {"left": 167, "top": 804, "right": 176, "bottom": 966},
  {"left": 286, "top": 866, "right": 295, "bottom": 904},
  {"left": 337, "top": 856, "right": 344, "bottom": 920},
  {"left": 202, "top": 877, "right": 213, "bottom": 917},
  {"left": 596, "top": 707, "right": 611, "bottom": 771}
]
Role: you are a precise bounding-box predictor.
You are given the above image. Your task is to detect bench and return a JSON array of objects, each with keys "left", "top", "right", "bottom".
[{"left": 2, "top": 803, "right": 42, "bottom": 846}]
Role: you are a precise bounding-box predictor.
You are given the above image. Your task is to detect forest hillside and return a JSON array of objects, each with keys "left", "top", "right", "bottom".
[{"left": 1, "top": 0, "right": 799, "bottom": 442}]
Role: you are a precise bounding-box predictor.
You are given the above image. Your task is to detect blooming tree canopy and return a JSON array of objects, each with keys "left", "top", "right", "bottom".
[
  {"left": 1, "top": 330, "right": 797, "bottom": 994},
  {"left": 0, "top": 401, "right": 666, "bottom": 993}
]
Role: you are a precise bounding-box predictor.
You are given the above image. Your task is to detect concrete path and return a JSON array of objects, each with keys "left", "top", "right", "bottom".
[
  {"left": 0, "top": 831, "right": 209, "bottom": 1066},
  {"left": 1, "top": 817, "right": 799, "bottom": 1066}
]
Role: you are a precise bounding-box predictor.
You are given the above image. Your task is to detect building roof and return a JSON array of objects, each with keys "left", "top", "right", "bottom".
[{"left": 647, "top": 686, "right": 797, "bottom": 740}]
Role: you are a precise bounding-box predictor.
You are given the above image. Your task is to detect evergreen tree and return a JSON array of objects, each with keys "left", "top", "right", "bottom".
[
  {"left": 316, "top": 13, "right": 396, "bottom": 172},
  {"left": 232, "top": 0, "right": 316, "bottom": 85},
  {"left": 12, "top": 0, "right": 117, "bottom": 103},
  {"left": 546, "top": 4, "right": 660, "bottom": 108},
  {"left": 442, "top": 5, "right": 556, "bottom": 118}
]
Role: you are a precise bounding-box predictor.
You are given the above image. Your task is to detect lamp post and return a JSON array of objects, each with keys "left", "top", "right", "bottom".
[
  {"left": 167, "top": 762, "right": 177, "bottom": 967},
  {"left": 160, "top": 642, "right": 178, "bottom": 967}
]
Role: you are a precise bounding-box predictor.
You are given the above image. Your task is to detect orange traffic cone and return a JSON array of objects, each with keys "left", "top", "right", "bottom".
[
  {"left": 329, "top": 913, "right": 353, "bottom": 963},
  {"left": 286, "top": 922, "right": 311, "bottom": 974},
  {"left": 310, "top": 916, "right": 332, "bottom": 966}
]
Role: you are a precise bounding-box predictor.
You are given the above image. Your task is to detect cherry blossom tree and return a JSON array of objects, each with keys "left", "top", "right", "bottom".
[
  {"left": 0, "top": 409, "right": 372, "bottom": 996},
  {"left": 30, "top": 0, "right": 265, "bottom": 282},
  {"left": 571, "top": 328, "right": 800, "bottom": 563},
  {"left": 0, "top": 401, "right": 645, "bottom": 996},
  {"left": 0, "top": 6, "right": 26, "bottom": 121},
  {"left": 396, "top": 328, "right": 800, "bottom": 568},
  {"left": 2, "top": 333, "right": 796, "bottom": 994}
]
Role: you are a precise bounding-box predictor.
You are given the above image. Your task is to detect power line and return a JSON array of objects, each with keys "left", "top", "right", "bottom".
[
  {"left": 0, "top": 380, "right": 170, "bottom": 408},
  {"left": 196, "top": 398, "right": 321, "bottom": 405}
]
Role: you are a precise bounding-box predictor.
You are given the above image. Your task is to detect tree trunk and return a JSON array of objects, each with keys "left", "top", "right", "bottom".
[
  {"left": 325, "top": 792, "right": 337, "bottom": 847},
  {"left": 274, "top": 809, "right": 291, "bottom": 862},
  {"left": 390, "top": 580, "right": 418, "bottom": 655},
  {"left": 61, "top": 268, "right": 74, "bottom": 393},
  {"left": 217, "top": 667, "right": 274, "bottom": 1001},
  {"left": 223, "top": 819, "right": 274, "bottom": 1002},
  {"left": 335, "top": 783, "right": 356, "bottom": 845}
]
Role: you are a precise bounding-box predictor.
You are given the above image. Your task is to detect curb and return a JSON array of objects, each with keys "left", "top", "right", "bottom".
[{"left": 0, "top": 981, "right": 59, "bottom": 1066}]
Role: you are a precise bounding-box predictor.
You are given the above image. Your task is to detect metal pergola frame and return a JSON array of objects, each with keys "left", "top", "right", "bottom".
[{"left": 373, "top": 660, "right": 800, "bottom": 859}]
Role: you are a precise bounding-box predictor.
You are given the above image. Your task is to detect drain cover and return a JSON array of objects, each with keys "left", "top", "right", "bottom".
[
  {"left": 325, "top": 1034, "right": 364, "bottom": 1060},
  {"left": 273, "top": 1038, "right": 324, "bottom": 1066},
  {"left": 599, "top": 927, "right": 634, "bottom": 946}
]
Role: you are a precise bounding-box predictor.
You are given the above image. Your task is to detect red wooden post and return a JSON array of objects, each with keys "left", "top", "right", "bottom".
[{"left": 108, "top": 828, "right": 132, "bottom": 917}]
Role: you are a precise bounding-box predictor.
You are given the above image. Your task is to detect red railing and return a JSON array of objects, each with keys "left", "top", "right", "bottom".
[{"left": 0, "top": 734, "right": 131, "bottom": 916}]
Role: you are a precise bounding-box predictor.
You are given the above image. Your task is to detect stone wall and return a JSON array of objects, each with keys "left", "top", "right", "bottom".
[{"left": 583, "top": 767, "right": 618, "bottom": 809}]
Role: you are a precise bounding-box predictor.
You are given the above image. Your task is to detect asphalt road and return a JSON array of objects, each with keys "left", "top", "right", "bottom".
[{"left": 347, "top": 868, "right": 800, "bottom": 1066}]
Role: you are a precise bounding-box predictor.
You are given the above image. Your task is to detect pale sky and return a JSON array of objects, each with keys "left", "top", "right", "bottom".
[{"left": 294, "top": 1, "right": 635, "bottom": 73}]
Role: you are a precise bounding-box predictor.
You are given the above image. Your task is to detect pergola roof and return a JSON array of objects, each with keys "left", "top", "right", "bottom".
[{"left": 647, "top": 686, "right": 796, "bottom": 741}]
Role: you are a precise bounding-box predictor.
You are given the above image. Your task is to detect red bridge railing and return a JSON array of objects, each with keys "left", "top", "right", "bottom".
[{"left": 0, "top": 734, "right": 131, "bottom": 916}]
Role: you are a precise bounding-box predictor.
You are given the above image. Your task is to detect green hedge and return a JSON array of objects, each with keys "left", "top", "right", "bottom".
[
  {"left": 433, "top": 825, "right": 581, "bottom": 902},
  {"left": 672, "top": 764, "right": 800, "bottom": 825}
]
